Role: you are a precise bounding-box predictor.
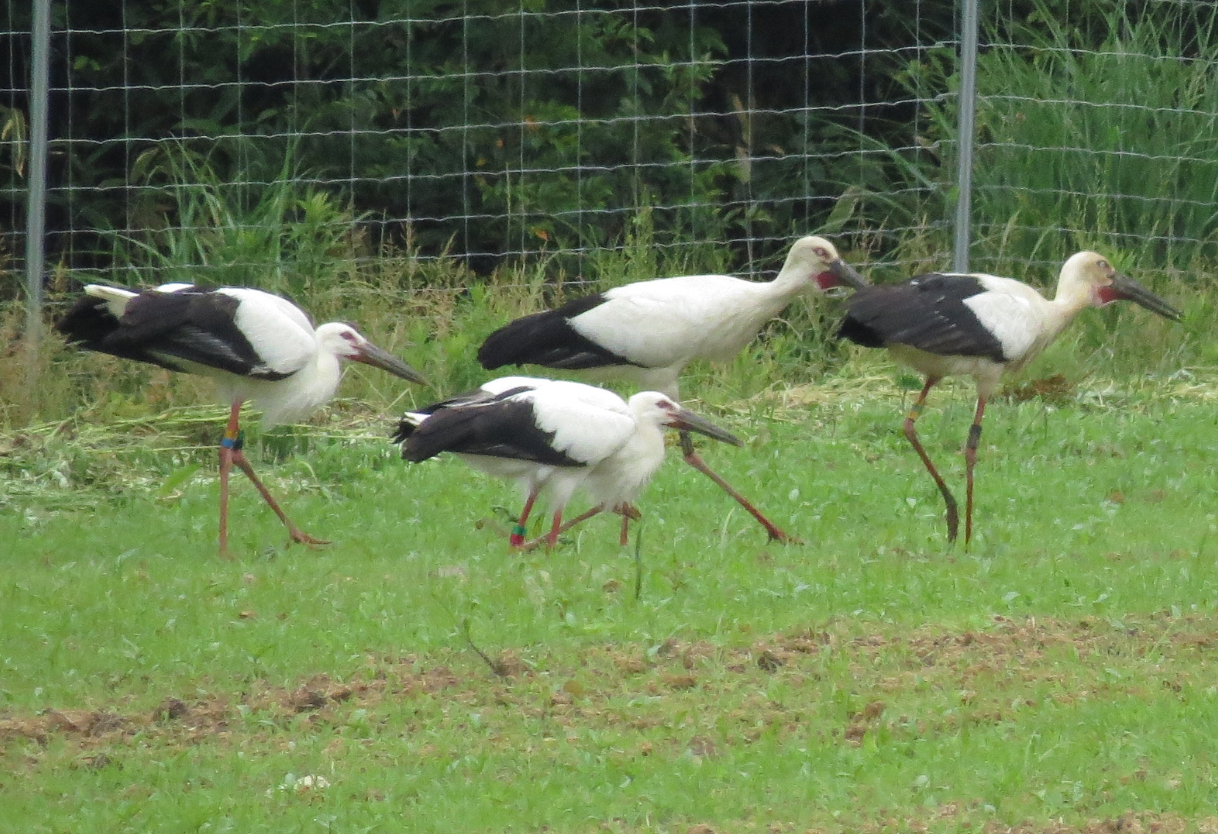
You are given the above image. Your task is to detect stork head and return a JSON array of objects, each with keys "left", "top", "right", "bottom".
[
  {"left": 628, "top": 392, "right": 742, "bottom": 446},
  {"left": 1060, "top": 251, "right": 1181, "bottom": 322},
  {"left": 316, "top": 322, "right": 428, "bottom": 384},
  {"left": 782, "top": 235, "right": 869, "bottom": 295}
]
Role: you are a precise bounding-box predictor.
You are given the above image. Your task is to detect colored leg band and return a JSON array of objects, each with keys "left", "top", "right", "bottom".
[
  {"left": 511, "top": 524, "right": 527, "bottom": 538},
  {"left": 967, "top": 424, "right": 982, "bottom": 449},
  {"left": 220, "top": 430, "right": 244, "bottom": 450}
]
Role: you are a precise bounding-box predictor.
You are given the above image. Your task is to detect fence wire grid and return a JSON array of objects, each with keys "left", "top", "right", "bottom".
[{"left": 3, "top": 0, "right": 1217, "bottom": 297}]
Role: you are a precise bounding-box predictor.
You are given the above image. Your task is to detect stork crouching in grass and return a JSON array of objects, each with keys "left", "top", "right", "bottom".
[
  {"left": 57, "top": 283, "right": 426, "bottom": 557},
  {"left": 837, "top": 251, "right": 1181, "bottom": 547},
  {"left": 476, "top": 235, "right": 867, "bottom": 544},
  {"left": 394, "top": 377, "right": 740, "bottom": 549}
]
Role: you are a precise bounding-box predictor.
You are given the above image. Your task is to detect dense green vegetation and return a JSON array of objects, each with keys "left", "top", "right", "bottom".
[
  {"left": 3, "top": 0, "right": 940, "bottom": 274},
  {"left": 9, "top": 0, "right": 1215, "bottom": 280}
]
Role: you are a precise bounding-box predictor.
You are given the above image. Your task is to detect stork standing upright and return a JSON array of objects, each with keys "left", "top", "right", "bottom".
[
  {"left": 837, "top": 251, "right": 1181, "bottom": 546},
  {"left": 476, "top": 235, "right": 867, "bottom": 544},
  {"left": 394, "top": 377, "right": 741, "bottom": 549},
  {"left": 56, "top": 283, "right": 426, "bottom": 557}
]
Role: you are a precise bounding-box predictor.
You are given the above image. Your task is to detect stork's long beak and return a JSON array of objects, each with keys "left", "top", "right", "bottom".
[
  {"left": 832, "top": 258, "right": 869, "bottom": 290},
  {"left": 1109, "top": 273, "right": 1182, "bottom": 322},
  {"left": 817, "top": 258, "right": 869, "bottom": 294},
  {"left": 354, "top": 341, "right": 428, "bottom": 385},
  {"left": 667, "top": 408, "right": 743, "bottom": 447}
]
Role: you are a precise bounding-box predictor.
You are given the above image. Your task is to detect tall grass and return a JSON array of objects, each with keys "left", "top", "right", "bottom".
[
  {"left": 894, "top": 0, "right": 1218, "bottom": 281},
  {"left": 116, "top": 140, "right": 365, "bottom": 298}
]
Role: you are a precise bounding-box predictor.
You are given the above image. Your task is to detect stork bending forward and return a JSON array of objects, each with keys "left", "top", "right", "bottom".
[
  {"left": 394, "top": 378, "right": 740, "bottom": 549},
  {"left": 57, "top": 283, "right": 426, "bottom": 556},
  {"left": 838, "top": 251, "right": 1181, "bottom": 546},
  {"left": 476, "top": 235, "right": 866, "bottom": 544}
]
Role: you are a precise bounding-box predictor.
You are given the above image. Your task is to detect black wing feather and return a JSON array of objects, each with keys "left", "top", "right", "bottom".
[
  {"left": 57, "top": 287, "right": 293, "bottom": 380},
  {"left": 477, "top": 293, "right": 641, "bottom": 371},
  {"left": 390, "top": 385, "right": 535, "bottom": 445},
  {"left": 838, "top": 274, "right": 1006, "bottom": 362},
  {"left": 402, "top": 398, "right": 582, "bottom": 466}
]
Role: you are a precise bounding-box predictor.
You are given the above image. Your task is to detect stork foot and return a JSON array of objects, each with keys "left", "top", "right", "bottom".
[
  {"left": 766, "top": 527, "right": 805, "bottom": 546},
  {"left": 515, "top": 535, "right": 552, "bottom": 553},
  {"left": 943, "top": 499, "right": 959, "bottom": 544},
  {"left": 287, "top": 528, "right": 332, "bottom": 548}
]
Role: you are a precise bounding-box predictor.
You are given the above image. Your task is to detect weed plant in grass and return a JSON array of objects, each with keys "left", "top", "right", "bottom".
[{"left": 3, "top": 379, "right": 1218, "bottom": 831}]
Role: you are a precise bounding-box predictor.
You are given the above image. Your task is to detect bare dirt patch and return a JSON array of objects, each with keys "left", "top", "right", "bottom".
[{"left": 4, "top": 611, "right": 1214, "bottom": 755}]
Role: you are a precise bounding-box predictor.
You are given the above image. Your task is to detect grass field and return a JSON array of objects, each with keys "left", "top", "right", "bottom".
[{"left": 4, "top": 361, "right": 1218, "bottom": 833}]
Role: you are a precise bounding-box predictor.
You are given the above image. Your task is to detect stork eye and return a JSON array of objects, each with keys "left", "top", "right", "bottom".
[{"left": 814, "top": 247, "right": 830, "bottom": 260}]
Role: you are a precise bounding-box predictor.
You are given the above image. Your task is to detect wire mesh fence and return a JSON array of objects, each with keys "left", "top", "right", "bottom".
[
  {"left": 1, "top": 0, "right": 954, "bottom": 293},
  {"left": 3, "top": 0, "right": 1216, "bottom": 302},
  {"left": 959, "top": 0, "right": 1218, "bottom": 280}
]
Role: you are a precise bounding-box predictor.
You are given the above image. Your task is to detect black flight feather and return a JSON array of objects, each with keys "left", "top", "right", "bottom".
[
  {"left": 838, "top": 274, "right": 1007, "bottom": 362},
  {"left": 477, "top": 293, "right": 643, "bottom": 371},
  {"left": 390, "top": 385, "right": 535, "bottom": 445},
  {"left": 57, "top": 287, "right": 294, "bottom": 380},
  {"left": 401, "top": 398, "right": 582, "bottom": 467}
]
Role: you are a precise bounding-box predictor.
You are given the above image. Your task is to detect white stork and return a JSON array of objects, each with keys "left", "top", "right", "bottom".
[
  {"left": 394, "top": 377, "right": 741, "bottom": 549},
  {"left": 56, "top": 283, "right": 426, "bottom": 557},
  {"left": 837, "top": 251, "right": 1181, "bottom": 547},
  {"left": 476, "top": 235, "right": 867, "bottom": 544}
]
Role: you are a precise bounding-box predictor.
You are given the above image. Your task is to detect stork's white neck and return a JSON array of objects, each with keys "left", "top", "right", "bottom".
[{"left": 1041, "top": 264, "right": 1102, "bottom": 345}]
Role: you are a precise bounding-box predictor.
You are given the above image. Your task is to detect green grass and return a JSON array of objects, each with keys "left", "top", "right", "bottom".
[{"left": 4, "top": 370, "right": 1218, "bottom": 832}]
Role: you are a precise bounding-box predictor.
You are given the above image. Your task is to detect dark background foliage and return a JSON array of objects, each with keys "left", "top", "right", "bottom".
[{"left": 1, "top": 0, "right": 962, "bottom": 281}]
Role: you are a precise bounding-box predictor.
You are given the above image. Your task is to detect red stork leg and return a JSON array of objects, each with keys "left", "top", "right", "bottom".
[
  {"left": 518, "top": 504, "right": 641, "bottom": 551},
  {"left": 903, "top": 377, "right": 959, "bottom": 544},
  {"left": 679, "top": 431, "right": 802, "bottom": 545},
  {"left": 963, "top": 397, "right": 987, "bottom": 549},
  {"left": 616, "top": 504, "right": 642, "bottom": 545},
  {"left": 230, "top": 451, "right": 330, "bottom": 548},
  {"left": 217, "top": 403, "right": 241, "bottom": 559},
  {"left": 218, "top": 402, "right": 329, "bottom": 556},
  {"left": 510, "top": 489, "right": 542, "bottom": 549},
  {"left": 546, "top": 509, "right": 565, "bottom": 549}
]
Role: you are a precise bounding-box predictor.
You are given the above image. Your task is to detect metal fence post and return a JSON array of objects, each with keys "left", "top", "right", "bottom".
[
  {"left": 952, "top": 0, "right": 979, "bottom": 274},
  {"left": 25, "top": 0, "right": 52, "bottom": 346}
]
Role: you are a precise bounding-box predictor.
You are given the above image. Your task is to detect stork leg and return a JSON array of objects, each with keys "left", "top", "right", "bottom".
[
  {"left": 517, "top": 505, "right": 601, "bottom": 551},
  {"left": 546, "top": 510, "right": 565, "bottom": 549},
  {"left": 217, "top": 402, "right": 329, "bottom": 556},
  {"left": 217, "top": 405, "right": 240, "bottom": 559},
  {"left": 230, "top": 451, "right": 330, "bottom": 548},
  {"left": 963, "top": 397, "right": 987, "bottom": 549},
  {"left": 510, "top": 489, "right": 542, "bottom": 548},
  {"left": 680, "top": 431, "right": 800, "bottom": 545},
  {"left": 903, "top": 377, "right": 959, "bottom": 543},
  {"left": 518, "top": 504, "right": 641, "bottom": 551}
]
